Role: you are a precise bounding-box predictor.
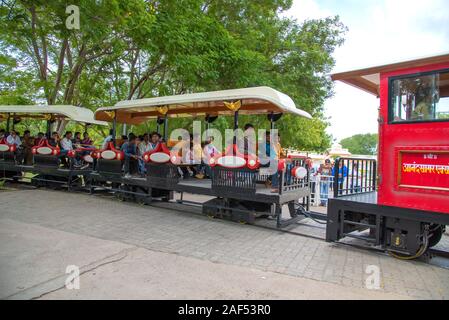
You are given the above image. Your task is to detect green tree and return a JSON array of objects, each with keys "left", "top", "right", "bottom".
[
  {"left": 1, "top": 0, "right": 346, "bottom": 151},
  {"left": 0, "top": 0, "right": 155, "bottom": 131},
  {"left": 340, "top": 133, "right": 378, "bottom": 155}
]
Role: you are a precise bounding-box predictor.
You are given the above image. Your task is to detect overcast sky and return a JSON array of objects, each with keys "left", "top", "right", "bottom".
[{"left": 286, "top": 0, "right": 449, "bottom": 142}]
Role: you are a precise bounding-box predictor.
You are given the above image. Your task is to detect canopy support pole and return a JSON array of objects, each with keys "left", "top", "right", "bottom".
[
  {"left": 12, "top": 113, "right": 16, "bottom": 130},
  {"left": 46, "top": 120, "right": 51, "bottom": 138},
  {"left": 270, "top": 112, "right": 275, "bottom": 130},
  {"left": 233, "top": 111, "right": 239, "bottom": 130},
  {"left": 112, "top": 112, "right": 117, "bottom": 147},
  {"left": 156, "top": 117, "right": 160, "bottom": 134},
  {"left": 233, "top": 111, "right": 239, "bottom": 144},
  {"left": 6, "top": 113, "right": 10, "bottom": 132},
  {"left": 206, "top": 114, "right": 210, "bottom": 131},
  {"left": 163, "top": 114, "right": 168, "bottom": 142}
]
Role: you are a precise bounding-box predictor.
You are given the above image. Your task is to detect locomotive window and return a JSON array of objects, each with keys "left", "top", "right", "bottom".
[{"left": 389, "top": 69, "right": 449, "bottom": 123}]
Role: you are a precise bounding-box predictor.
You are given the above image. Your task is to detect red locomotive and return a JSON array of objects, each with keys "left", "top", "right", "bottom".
[{"left": 327, "top": 53, "right": 449, "bottom": 259}]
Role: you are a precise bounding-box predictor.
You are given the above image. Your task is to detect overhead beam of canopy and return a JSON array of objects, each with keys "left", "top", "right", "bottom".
[
  {"left": 94, "top": 86, "right": 313, "bottom": 124},
  {"left": 0, "top": 105, "right": 107, "bottom": 126}
]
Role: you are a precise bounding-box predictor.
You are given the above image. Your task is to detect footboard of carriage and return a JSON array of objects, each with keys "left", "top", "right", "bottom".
[
  {"left": 211, "top": 166, "right": 257, "bottom": 196},
  {"left": 96, "top": 159, "right": 122, "bottom": 175},
  {"left": 145, "top": 162, "right": 180, "bottom": 189},
  {"left": 0, "top": 148, "right": 19, "bottom": 178}
]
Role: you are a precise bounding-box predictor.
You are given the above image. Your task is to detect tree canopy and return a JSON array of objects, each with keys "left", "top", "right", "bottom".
[
  {"left": 0, "top": 0, "right": 346, "bottom": 151},
  {"left": 340, "top": 133, "right": 378, "bottom": 155}
]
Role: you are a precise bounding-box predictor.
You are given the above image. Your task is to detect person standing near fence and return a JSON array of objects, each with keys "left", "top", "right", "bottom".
[
  {"left": 306, "top": 158, "right": 318, "bottom": 205},
  {"left": 332, "top": 160, "right": 348, "bottom": 195},
  {"left": 318, "top": 159, "right": 332, "bottom": 206}
]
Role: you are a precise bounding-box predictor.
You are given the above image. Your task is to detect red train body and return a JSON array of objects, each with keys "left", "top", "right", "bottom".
[
  {"left": 378, "top": 60, "right": 449, "bottom": 214},
  {"left": 333, "top": 54, "right": 449, "bottom": 214},
  {"left": 329, "top": 54, "right": 449, "bottom": 258}
]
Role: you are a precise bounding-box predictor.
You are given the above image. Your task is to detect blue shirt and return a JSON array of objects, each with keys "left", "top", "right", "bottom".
[
  {"left": 332, "top": 165, "right": 348, "bottom": 183},
  {"left": 120, "top": 142, "right": 137, "bottom": 157}
]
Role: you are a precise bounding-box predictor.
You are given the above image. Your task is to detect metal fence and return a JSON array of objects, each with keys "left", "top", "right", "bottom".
[
  {"left": 309, "top": 157, "right": 377, "bottom": 206},
  {"left": 309, "top": 174, "right": 334, "bottom": 206},
  {"left": 333, "top": 157, "right": 377, "bottom": 198}
]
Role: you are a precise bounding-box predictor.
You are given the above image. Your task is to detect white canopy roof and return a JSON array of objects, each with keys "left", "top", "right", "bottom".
[
  {"left": 94, "top": 86, "right": 312, "bottom": 124},
  {"left": 0, "top": 105, "right": 107, "bottom": 125}
]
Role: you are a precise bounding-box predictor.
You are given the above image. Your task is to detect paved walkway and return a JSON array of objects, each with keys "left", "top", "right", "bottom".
[{"left": 0, "top": 189, "right": 448, "bottom": 299}]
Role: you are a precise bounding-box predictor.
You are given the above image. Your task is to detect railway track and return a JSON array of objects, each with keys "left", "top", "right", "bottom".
[{"left": 147, "top": 195, "right": 449, "bottom": 267}]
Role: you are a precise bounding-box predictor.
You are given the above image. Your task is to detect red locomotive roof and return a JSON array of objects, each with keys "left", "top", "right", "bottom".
[{"left": 331, "top": 52, "right": 449, "bottom": 96}]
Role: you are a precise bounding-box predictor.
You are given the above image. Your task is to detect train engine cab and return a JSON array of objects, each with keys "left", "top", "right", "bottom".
[{"left": 328, "top": 53, "right": 449, "bottom": 259}]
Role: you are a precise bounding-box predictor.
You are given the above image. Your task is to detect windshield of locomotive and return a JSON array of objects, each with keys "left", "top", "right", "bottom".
[{"left": 390, "top": 69, "right": 449, "bottom": 122}]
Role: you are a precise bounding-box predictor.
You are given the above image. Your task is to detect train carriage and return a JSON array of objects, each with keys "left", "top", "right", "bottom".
[
  {"left": 93, "top": 86, "right": 313, "bottom": 227},
  {"left": 327, "top": 53, "right": 449, "bottom": 259},
  {"left": 0, "top": 105, "right": 107, "bottom": 189}
]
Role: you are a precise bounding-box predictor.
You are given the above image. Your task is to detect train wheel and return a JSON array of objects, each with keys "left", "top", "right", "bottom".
[
  {"left": 388, "top": 229, "right": 430, "bottom": 260},
  {"left": 388, "top": 245, "right": 428, "bottom": 260},
  {"left": 115, "top": 187, "right": 125, "bottom": 202},
  {"left": 428, "top": 225, "right": 444, "bottom": 248},
  {"left": 136, "top": 196, "right": 147, "bottom": 206}
]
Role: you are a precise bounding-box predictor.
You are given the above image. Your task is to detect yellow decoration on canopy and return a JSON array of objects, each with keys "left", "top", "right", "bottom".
[
  {"left": 104, "top": 111, "right": 116, "bottom": 119},
  {"left": 157, "top": 106, "right": 169, "bottom": 115},
  {"left": 43, "top": 114, "right": 52, "bottom": 121},
  {"left": 224, "top": 100, "right": 241, "bottom": 112}
]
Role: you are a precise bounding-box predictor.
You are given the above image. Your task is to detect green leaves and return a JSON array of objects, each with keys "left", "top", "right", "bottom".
[
  {"left": 0, "top": 0, "right": 346, "bottom": 151},
  {"left": 341, "top": 133, "right": 378, "bottom": 155}
]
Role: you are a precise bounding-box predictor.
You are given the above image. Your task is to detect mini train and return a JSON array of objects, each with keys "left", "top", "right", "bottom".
[
  {"left": 328, "top": 53, "right": 449, "bottom": 259},
  {"left": 1, "top": 54, "right": 448, "bottom": 260}
]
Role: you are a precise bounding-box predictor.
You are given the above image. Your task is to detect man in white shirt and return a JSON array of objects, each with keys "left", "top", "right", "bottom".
[
  {"left": 60, "top": 131, "right": 76, "bottom": 167},
  {"left": 6, "top": 130, "right": 21, "bottom": 147},
  {"left": 61, "top": 132, "right": 73, "bottom": 151},
  {"left": 138, "top": 133, "right": 151, "bottom": 156}
]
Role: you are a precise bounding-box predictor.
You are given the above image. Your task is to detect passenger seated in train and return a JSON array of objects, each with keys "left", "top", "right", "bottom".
[
  {"left": 34, "top": 132, "right": 45, "bottom": 146},
  {"left": 117, "top": 135, "right": 128, "bottom": 148},
  {"left": 6, "top": 130, "right": 21, "bottom": 147},
  {"left": 81, "top": 132, "right": 94, "bottom": 148},
  {"left": 101, "top": 129, "right": 114, "bottom": 149},
  {"left": 60, "top": 131, "right": 74, "bottom": 167},
  {"left": 22, "top": 130, "right": 34, "bottom": 165},
  {"left": 149, "top": 131, "right": 161, "bottom": 149},
  {"left": 0, "top": 128, "right": 5, "bottom": 139},
  {"left": 138, "top": 133, "right": 151, "bottom": 174},
  {"left": 60, "top": 131, "right": 73, "bottom": 154},
  {"left": 179, "top": 139, "right": 199, "bottom": 178},
  {"left": 242, "top": 123, "right": 256, "bottom": 155},
  {"left": 48, "top": 132, "right": 60, "bottom": 147},
  {"left": 121, "top": 133, "right": 139, "bottom": 177},
  {"left": 200, "top": 136, "right": 218, "bottom": 178},
  {"left": 73, "top": 132, "right": 82, "bottom": 145}
]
